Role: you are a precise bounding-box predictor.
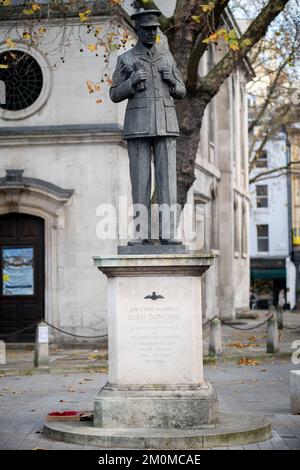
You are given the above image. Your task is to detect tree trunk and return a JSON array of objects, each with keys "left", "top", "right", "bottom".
[{"left": 175, "top": 90, "right": 211, "bottom": 205}]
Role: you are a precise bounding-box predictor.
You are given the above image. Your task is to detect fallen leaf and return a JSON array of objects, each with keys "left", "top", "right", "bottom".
[
  {"left": 228, "top": 341, "right": 251, "bottom": 349},
  {"left": 237, "top": 357, "right": 261, "bottom": 366}
]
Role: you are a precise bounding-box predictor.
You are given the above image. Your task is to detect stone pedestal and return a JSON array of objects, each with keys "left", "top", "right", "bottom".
[
  {"left": 290, "top": 370, "right": 300, "bottom": 414},
  {"left": 34, "top": 322, "right": 49, "bottom": 369},
  {"left": 0, "top": 341, "right": 5, "bottom": 365},
  {"left": 93, "top": 253, "right": 218, "bottom": 428},
  {"left": 209, "top": 318, "right": 222, "bottom": 357},
  {"left": 266, "top": 314, "right": 279, "bottom": 354}
]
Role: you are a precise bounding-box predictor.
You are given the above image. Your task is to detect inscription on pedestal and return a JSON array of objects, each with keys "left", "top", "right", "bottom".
[
  {"left": 128, "top": 305, "right": 182, "bottom": 366},
  {"left": 108, "top": 276, "right": 203, "bottom": 385}
]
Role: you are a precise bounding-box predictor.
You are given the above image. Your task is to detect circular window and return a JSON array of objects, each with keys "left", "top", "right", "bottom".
[
  {"left": 0, "top": 50, "right": 43, "bottom": 111},
  {"left": 0, "top": 44, "right": 51, "bottom": 120}
]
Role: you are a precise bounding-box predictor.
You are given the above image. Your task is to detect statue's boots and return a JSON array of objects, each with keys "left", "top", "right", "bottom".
[
  {"left": 127, "top": 239, "right": 153, "bottom": 246},
  {"left": 160, "top": 239, "right": 182, "bottom": 245}
]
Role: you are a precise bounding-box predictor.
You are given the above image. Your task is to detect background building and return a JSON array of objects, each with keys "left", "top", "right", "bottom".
[
  {"left": 287, "top": 123, "right": 300, "bottom": 308},
  {"left": 249, "top": 130, "right": 296, "bottom": 309}
]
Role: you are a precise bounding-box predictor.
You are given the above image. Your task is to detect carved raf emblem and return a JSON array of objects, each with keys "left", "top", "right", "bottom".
[{"left": 144, "top": 291, "right": 165, "bottom": 301}]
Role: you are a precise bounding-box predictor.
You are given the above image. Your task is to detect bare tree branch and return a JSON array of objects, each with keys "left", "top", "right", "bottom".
[
  {"left": 186, "top": 0, "right": 230, "bottom": 90},
  {"left": 199, "top": 0, "right": 290, "bottom": 97},
  {"left": 250, "top": 161, "right": 300, "bottom": 184}
]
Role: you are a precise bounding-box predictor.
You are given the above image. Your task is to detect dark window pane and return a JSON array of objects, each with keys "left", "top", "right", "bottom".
[
  {"left": 256, "top": 150, "right": 268, "bottom": 168},
  {"left": 258, "top": 239, "right": 269, "bottom": 252},
  {"left": 256, "top": 185, "right": 268, "bottom": 196},
  {"left": 257, "top": 198, "right": 268, "bottom": 208},
  {"left": 257, "top": 225, "right": 268, "bottom": 237}
]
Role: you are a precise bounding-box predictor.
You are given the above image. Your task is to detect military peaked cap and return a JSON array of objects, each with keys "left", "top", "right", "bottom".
[{"left": 131, "top": 9, "right": 161, "bottom": 27}]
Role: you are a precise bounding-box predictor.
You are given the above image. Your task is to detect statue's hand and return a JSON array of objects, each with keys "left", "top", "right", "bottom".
[
  {"left": 161, "top": 69, "right": 176, "bottom": 88},
  {"left": 131, "top": 69, "right": 147, "bottom": 86}
]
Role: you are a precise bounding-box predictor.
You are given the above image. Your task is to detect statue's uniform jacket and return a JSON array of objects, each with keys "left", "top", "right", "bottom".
[{"left": 109, "top": 41, "right": 186, "bottom": 139}]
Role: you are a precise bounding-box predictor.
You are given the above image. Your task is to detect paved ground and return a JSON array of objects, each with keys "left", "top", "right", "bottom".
[{"left": 0, "top": 360, "right": 299, "bottom": 450}]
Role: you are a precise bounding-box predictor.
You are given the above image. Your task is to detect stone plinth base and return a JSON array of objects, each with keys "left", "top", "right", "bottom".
[
  {"left": 44, "top": 412, "right": 272, "bottom": 449},
  {"left": 94, "top": 382, "right": 218, "bottom": 428},
  {"left": 117, "top": 245, "right": 187, "bottom": 255},
  {"left": 290, "top": 370, "right": 300, "bottom": 414}
]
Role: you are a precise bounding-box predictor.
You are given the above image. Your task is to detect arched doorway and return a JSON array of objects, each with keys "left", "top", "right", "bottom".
[{"left": 0, "top": 213, "right": 45, "bottom": 342}]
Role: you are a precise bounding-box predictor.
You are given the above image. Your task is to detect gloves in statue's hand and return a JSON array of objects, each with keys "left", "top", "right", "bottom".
[
  {"left": 130, "top": 69, "right": 147, "bottom": 86},
  {"left": 160, "top": 69, "right": 176, "bottom": 88}
]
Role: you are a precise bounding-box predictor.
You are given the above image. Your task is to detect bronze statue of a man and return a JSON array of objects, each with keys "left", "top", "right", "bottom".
[{"left": 110, "top": 9, "right": 186, "bottom": 246}]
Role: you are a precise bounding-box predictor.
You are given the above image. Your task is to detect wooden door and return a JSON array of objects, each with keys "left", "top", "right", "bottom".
[{"left": 0, "top": 213, "right": 45, "bottom": 342}]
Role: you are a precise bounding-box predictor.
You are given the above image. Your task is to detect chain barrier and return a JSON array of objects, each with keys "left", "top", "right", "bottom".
[
  {"left": 202, "top": 315, "right": 218, "bottom": 328},
  {"left": 43, "top": 321, "right": 107, "bottom": 339},
  {"left": 0, "top": 321, "right": 107, "bottom": 340},
  {"left": 277, "top": 321, "right": 300, "bottom": 331},
  {"left": 221, "top": 315, "right": 273, "bottom": 331},
  {"left": 1, "top": 316, "right": 299, "bottom": 339},
  {"left": 203, "top": 313, "right": 300, "bottom": 332},
  {"left": 0, "top": 322, "right": 39, "bottom": 339},
  {"left": 202, "top": 315, "right": 274, "bottom": 330}
]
